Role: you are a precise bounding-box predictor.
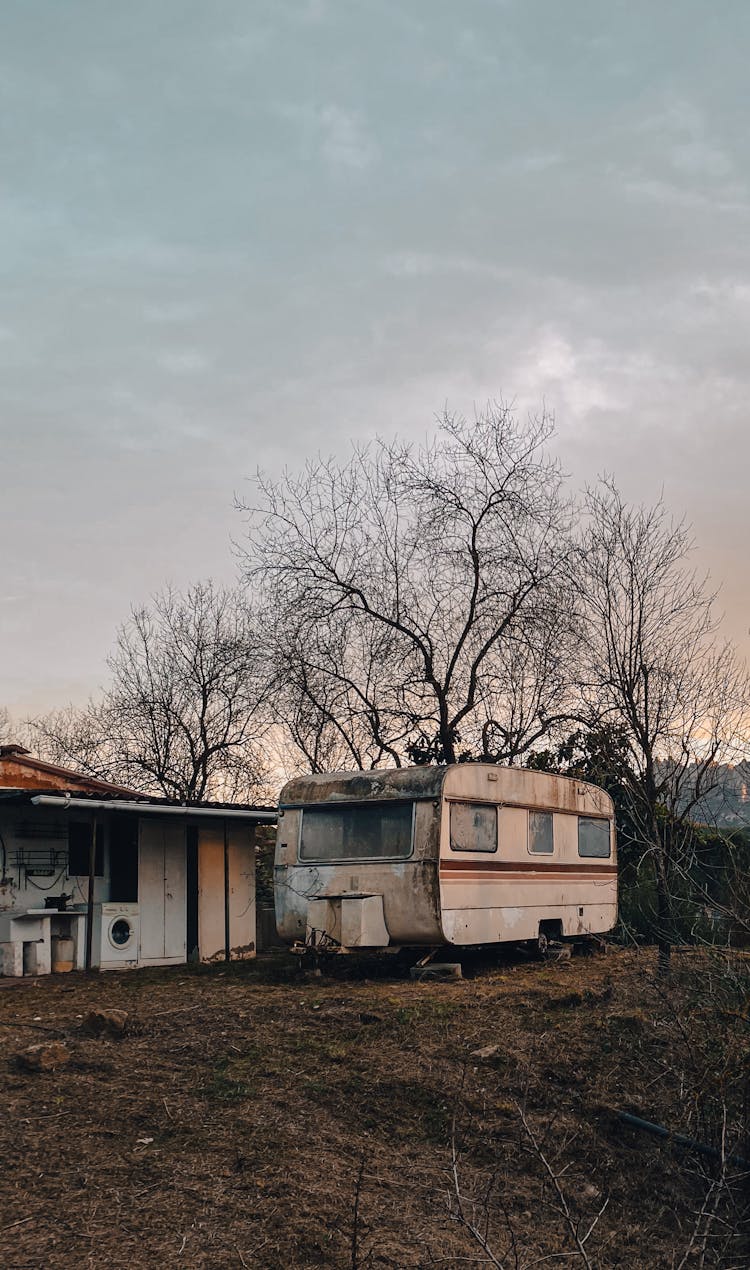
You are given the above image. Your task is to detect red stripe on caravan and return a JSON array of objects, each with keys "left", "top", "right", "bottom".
[
  {"left": 441, "top": 874, "right": 616, "bottom": 884},
  {"left": 440, "top": 859, "right": 616, "bottom": 877}
]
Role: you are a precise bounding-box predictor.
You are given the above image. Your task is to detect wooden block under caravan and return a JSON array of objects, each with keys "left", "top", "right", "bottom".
[{"left": 410, "top": 962, "right": 463, "bottom": 981}]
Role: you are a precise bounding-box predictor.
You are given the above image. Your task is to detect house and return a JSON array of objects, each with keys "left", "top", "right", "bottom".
[{"left": 0, "top": 745, "right": 276, "bottom": 976}]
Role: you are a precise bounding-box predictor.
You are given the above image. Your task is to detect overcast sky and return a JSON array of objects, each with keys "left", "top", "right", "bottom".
[{"left": 2, "top": 1, "right": 749, "bottom": 718}]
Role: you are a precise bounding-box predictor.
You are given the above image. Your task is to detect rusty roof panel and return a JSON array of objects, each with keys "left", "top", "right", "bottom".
[{"left": 279, "top": 766, "right": 449, "bottom": 806}]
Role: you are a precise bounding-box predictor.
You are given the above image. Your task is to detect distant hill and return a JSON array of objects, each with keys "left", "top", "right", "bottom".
[{"left": 673, "top": 762, "right": 750, "bottom": 830}]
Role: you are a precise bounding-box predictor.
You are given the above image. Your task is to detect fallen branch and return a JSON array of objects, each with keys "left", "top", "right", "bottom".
[{"left": 515, "top": 1100, "right": 609, "bottom": 1269}]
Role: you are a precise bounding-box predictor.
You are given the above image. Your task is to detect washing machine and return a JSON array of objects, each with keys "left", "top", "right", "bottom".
[{"left": 92, "top": 903, "right": 140, "bottom": 970}]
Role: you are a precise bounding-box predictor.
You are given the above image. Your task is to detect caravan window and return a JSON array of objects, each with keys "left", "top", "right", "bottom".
[
  {"left": 578, "top": 817, "right": 611, "bottom": 858},
  {"left": 299, "top": 802, "right": 413, "bottom": 862},
  {"left": 529, "top": 811, "right": 554, "bottom": 854},
  {"left": 449, "top": 802, "right": 497, "bottom": 853}
]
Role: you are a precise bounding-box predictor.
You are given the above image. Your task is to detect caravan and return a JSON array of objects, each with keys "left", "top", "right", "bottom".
[{"left": 275, "top": 764, "right": 617, "bottom": 954}]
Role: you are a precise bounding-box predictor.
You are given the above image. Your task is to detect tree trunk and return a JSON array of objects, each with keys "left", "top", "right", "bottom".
[{"left": 655, "top": 856, "right": 672, "bottom": 980}]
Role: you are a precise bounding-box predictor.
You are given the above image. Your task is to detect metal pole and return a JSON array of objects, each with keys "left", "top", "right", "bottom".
[
  {"left": 223, "top": 818, "right": 230, "bottom": 963},
  {"left": 85, "top": 816, "right": 97, "bottom": 971}
]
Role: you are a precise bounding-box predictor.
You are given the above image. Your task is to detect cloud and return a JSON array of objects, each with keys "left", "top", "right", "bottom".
[
  {"left": 382, "top": 251, "right": 513, "bottom": 282},
  {"left": 509, "top": 152, "right": 565, "bottom": 174},
  {"left": 4, "top": 0, "right": 750, "bottom": 714},
  {"left": 633, "top": 94, "right": 738, "bottom": 185},
  {"left": 101, "top": 386, "right": 212, "bottom": 451},
  {"left": 157, "top": 349, "right": 211, "bottom": 375},
  {"left": 274, "top": 101, "right": 378, "bottom": 171},
  {"left": 671, "top": 140, "right": 732, "bottom": 179},
  {"left": 508, "top": 330, "right": 624, "bottom": 421},
  {"left": 143, "top": 302, "right": 203, "bottom": 324},
  {"left": 319, "top": 105, "right": 377, "bottom": 169}
]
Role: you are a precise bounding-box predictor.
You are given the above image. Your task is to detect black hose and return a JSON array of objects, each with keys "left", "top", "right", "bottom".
[{"left": 617, "top": 1111, "right": 748, "bottom": 1168}]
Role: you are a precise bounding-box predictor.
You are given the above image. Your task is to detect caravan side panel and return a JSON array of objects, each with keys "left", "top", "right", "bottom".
[{"left": 438, "top": 767, "right": 617, "bottom": 944}]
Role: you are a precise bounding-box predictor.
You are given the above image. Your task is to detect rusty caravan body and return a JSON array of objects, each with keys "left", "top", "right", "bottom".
[{"left": 275, "top": 765, "right": 617, "bottom": 953}]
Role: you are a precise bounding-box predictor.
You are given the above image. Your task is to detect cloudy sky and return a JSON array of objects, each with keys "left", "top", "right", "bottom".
[{"left": 2, "top": 0, "right": 749, "bottom": 717}]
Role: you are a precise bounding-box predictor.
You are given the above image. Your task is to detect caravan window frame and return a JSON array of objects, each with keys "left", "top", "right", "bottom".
[
  {"left": 448, "top": 800, "right": 499, "bottom": 854},
  {"left": 577, "top": 816, "right": 612, "bottom": 859},
  {"left": 528, "top": 809, "right": 554, "bottom": 855},
  {"left": 296, "top": 799, "right": 416, "bottom": 864}
]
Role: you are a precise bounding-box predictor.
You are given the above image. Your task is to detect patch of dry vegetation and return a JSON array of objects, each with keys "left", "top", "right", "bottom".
[{"left": 0, "top": 948, "right": 748, "bottom": 1268}]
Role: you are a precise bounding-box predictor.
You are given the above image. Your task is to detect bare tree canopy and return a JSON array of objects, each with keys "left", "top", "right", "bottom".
[
  {"left": 265, "top": 606, "right": 413, "bottom": 773},
  {"left": 577, "top": 479, "right": 749, "bottom": 968},
  {"left": 28, "top": 581, "right": 271, "bottom": 802},
  {"left": 241, "top": 403, "right": 575, "bottom": 769},
  {"left": 580, "top": 479, "right": 747, "bottom": 808}
]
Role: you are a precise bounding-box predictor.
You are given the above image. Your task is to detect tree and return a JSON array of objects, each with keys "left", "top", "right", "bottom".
[
  {"left": 577, "top": 479, "right": 748, "bottom": 972},
  {"left": 28, "top": 581, "right": 271, "bottom": 802},
  {"left": 242, "top": 404, "right": 575, "bottom": 770},
  {"left": 527, "top": 722, "right": 638, "bottom": 835},
  {"left": 265, "top": 605, "right": 413, "bottom": 773}
]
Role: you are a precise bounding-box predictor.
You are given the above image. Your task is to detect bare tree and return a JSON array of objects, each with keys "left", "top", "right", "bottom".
[
  {"left": 24, "top": 702, "right": 120, "bottom": 783},
  {"left": 577, "top": 479, "right": 749, "bottom": 972},
  {"left": 473, "top": 602, "right": 579, "bottom": 765},
  {"left": 28, "top": 581, "right": 271, "bottom": 802},
  {"left": 242, "top": 404, "right": 574, "bottom": 770},
  {"left": 266, "top": 605, "right": 412, "bottom": 773}
]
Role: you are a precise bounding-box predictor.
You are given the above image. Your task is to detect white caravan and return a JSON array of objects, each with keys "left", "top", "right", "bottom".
[{"left": 274, "top": 764, "right": 617, "bottom": 954}]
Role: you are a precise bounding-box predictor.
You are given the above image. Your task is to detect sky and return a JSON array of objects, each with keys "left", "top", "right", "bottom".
[{"left": 2, "top": 0, "right": 750, "bottom": 718}]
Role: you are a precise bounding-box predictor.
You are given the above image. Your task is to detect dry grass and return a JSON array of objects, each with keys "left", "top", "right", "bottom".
[{"left": 0, "top": 947, "right": 747, "bottom": 1268}]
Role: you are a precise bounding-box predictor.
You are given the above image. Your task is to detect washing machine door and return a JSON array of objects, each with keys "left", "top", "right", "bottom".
[{"left": 108, "top": 914, "right": 136, "bottom": 953}]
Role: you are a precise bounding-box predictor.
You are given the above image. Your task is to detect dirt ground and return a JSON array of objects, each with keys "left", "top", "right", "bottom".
[{"left": 0, "top": 946, "right": 747, "bottom": 1269}]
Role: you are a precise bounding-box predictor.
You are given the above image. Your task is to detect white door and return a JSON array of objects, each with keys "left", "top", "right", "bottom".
[{"left": 139, "top": 821, "right": 187, "bottom": 964}]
